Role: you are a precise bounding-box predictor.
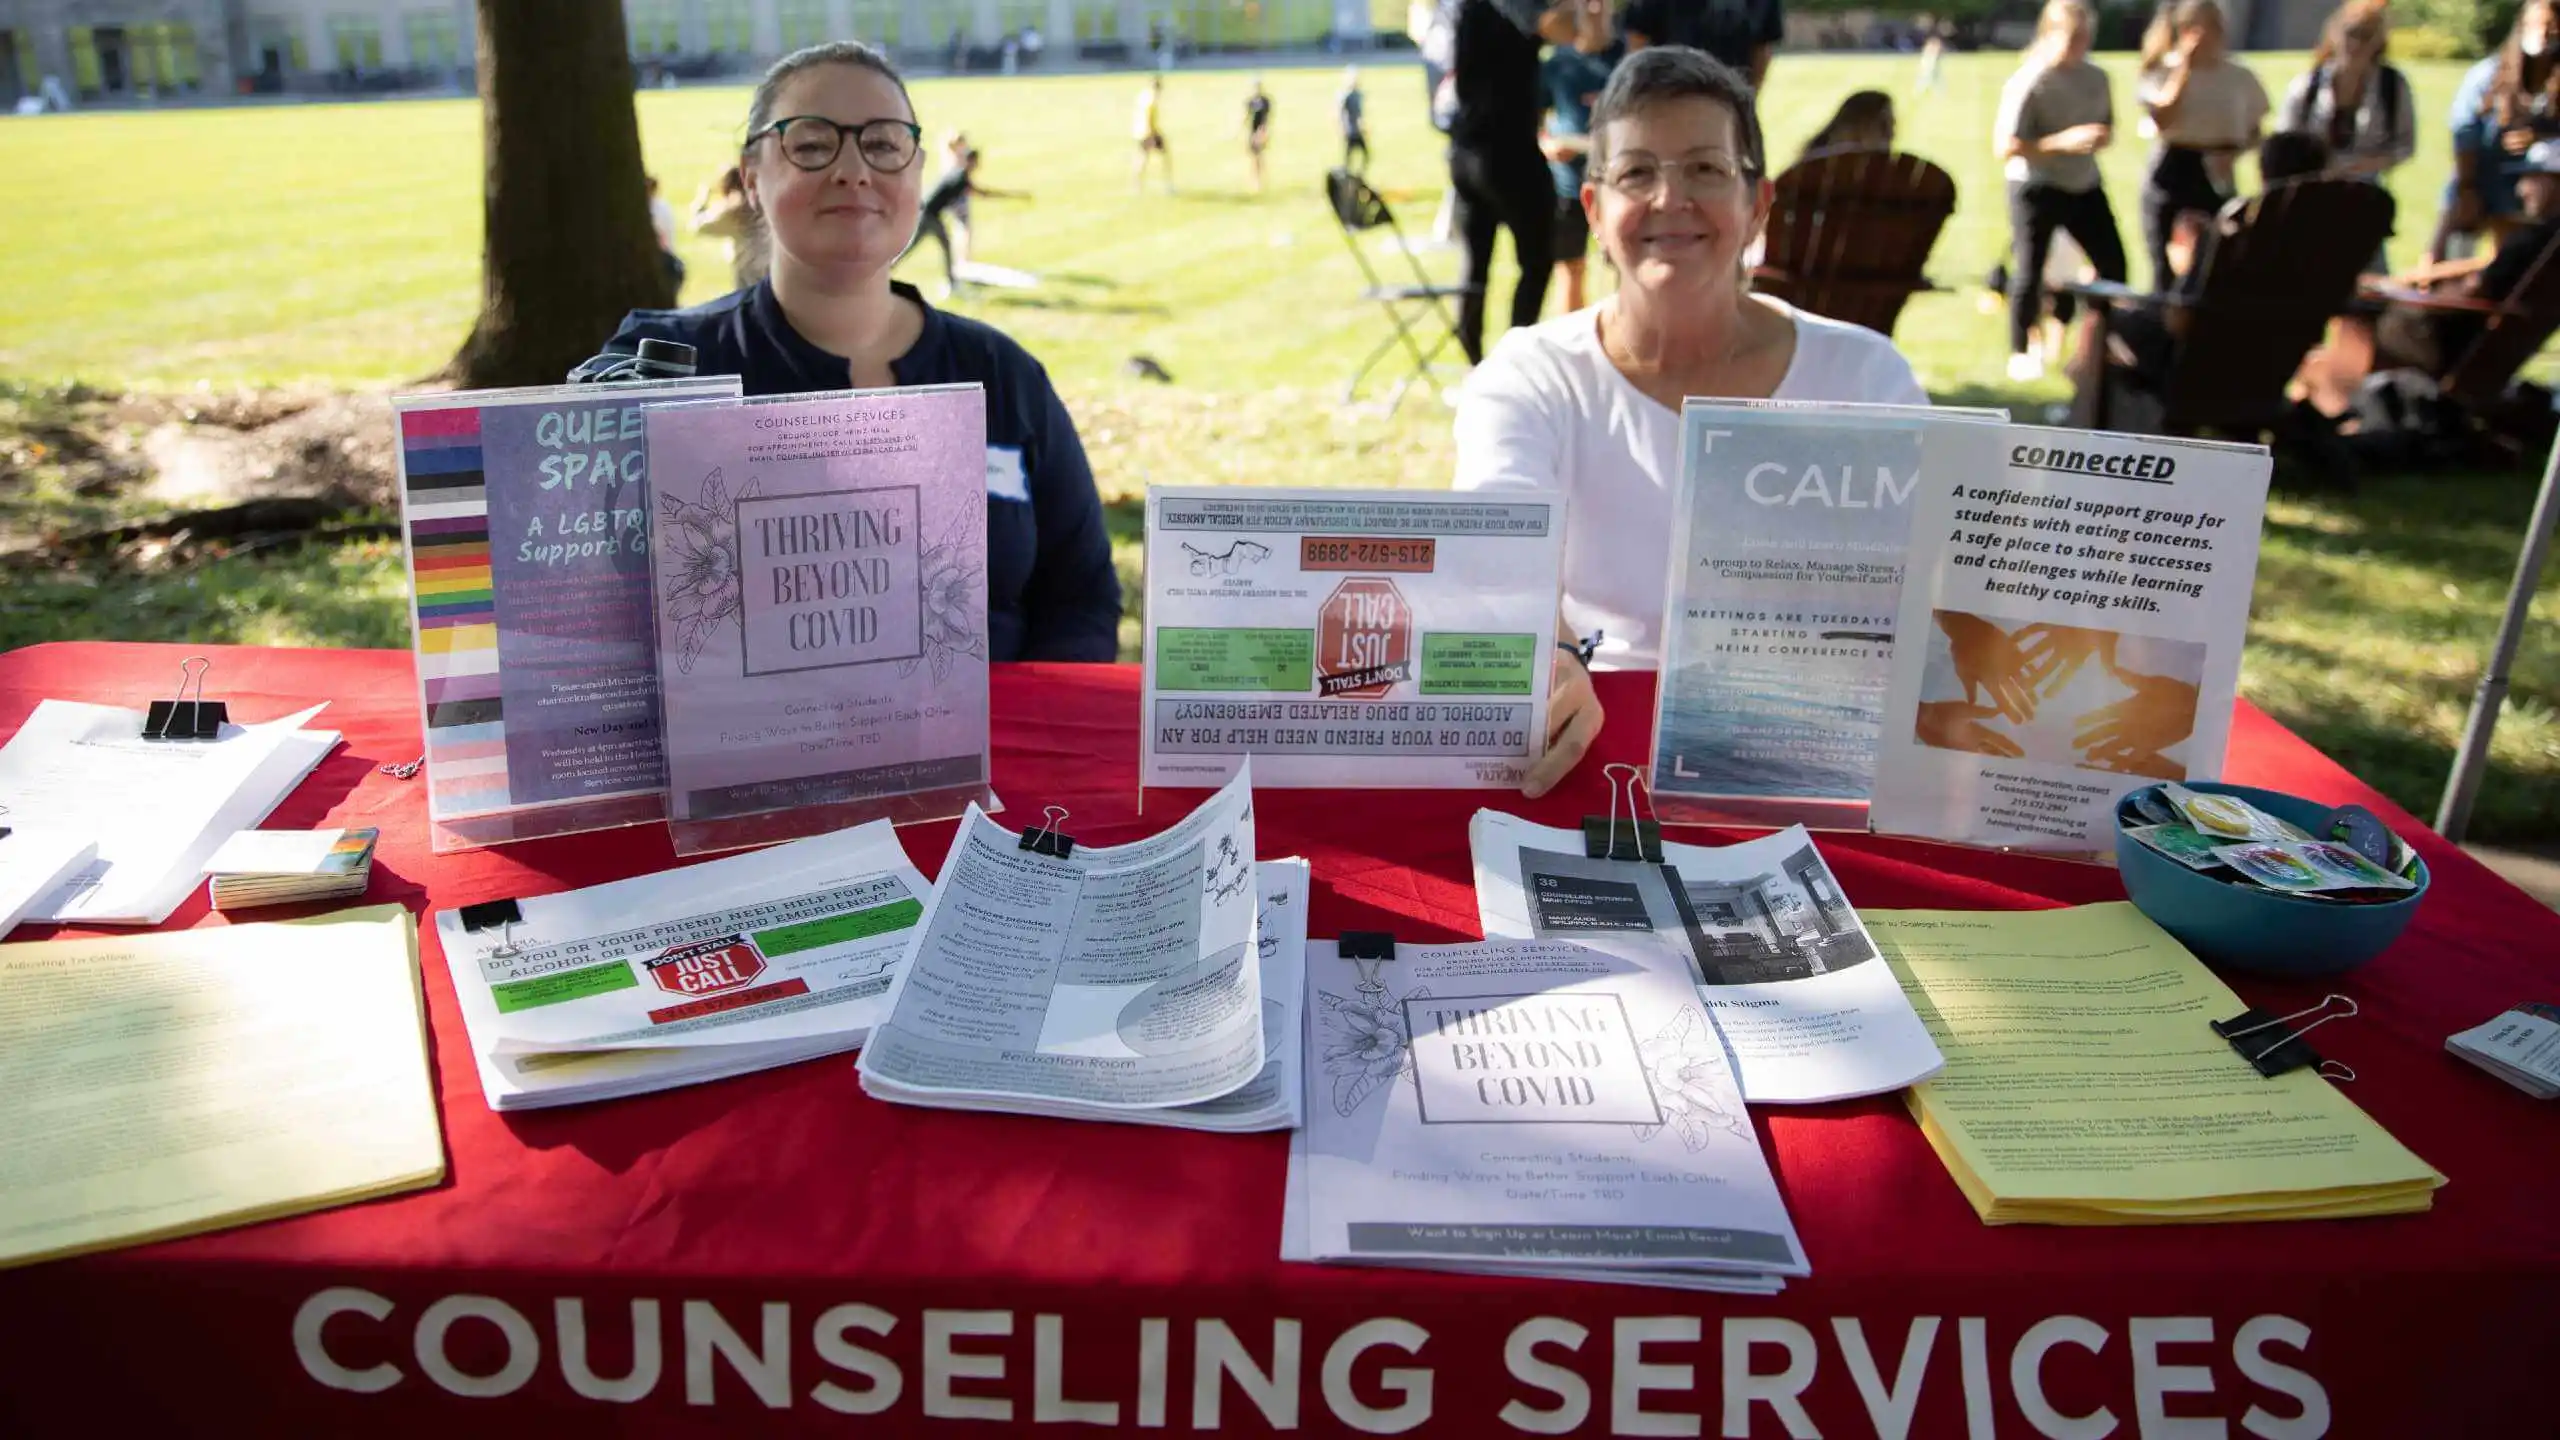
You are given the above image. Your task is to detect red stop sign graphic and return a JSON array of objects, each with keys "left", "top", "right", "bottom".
[
  {"left": 1317, "top": 577, "right": 1413, "bottom": 700},
  {"left": 646, "top": 937, "right": 767, "bottom": 998}
]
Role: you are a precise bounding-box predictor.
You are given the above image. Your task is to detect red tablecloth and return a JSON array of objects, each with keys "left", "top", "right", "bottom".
[{"left": 1, "top": 642, "right": 2553, "bottom": 1439}]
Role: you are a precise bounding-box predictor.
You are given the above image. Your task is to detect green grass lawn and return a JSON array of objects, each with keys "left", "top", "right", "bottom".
[{"left": 1, "top": 53, "right": 2555, "bottom": 838}]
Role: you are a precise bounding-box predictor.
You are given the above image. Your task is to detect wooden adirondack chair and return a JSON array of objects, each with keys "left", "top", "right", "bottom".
[
  {"left": 2068, "top": 178, "right": 2396, "bottom": 438},
  {"left": 1751, "top": 148, "right": 1956, "bottom": 337},
  {"left": 2438, "top": 230, "right": 2560, "bottom": 408}
]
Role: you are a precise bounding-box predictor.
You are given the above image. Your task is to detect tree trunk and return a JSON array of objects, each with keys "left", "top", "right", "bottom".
[{"left": 446, "top": 0, "right": 674, "bottom": 390}]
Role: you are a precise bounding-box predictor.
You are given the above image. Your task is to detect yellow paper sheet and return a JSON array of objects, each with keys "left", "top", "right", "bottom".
[
  {"left": 1870, "top": 903, "right": 2442, "bottom": 1220},
  {"left": 0, "top": 904, "right": 445, "bottom": 1268}
]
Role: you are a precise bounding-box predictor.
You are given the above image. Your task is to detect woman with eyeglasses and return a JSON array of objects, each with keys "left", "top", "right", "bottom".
[
  {"left": 1452, "top": 46, "right": 1925, "bottom": 797},
  {"left": 595, "top": 42, "right": 1120, "bottom": 663}
]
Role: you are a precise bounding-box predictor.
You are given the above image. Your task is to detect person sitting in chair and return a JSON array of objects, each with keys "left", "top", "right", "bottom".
[
  {"left": 587, "top": 42, "right": 1120, "bottom": 663},
  {"left": 2368, "top": 136, "right": 2560, "bottom": 375},
  {"left": 2074, "top": 129, "right": 2334, "bottom": 405},
  {"left": 1454, "top": 46, "right": 1926, "bottom": 798}
]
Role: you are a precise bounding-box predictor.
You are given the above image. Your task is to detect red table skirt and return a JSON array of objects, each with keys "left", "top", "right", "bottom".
[{"left": 0, "top": 642, "right": 2553, "bottom": 1439}]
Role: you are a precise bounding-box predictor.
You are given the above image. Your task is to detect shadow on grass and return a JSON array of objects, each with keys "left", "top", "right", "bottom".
[
  {"left": 0, "top": 536, "right": 411, "bottom": 653},
  {"left": 2262, "top": 468, "right": 2549, "bottom": 586}
]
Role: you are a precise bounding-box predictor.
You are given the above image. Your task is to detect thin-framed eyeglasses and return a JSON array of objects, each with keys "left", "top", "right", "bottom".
[
  {"left": 752, "top": 115, "right": 924, "bottom": 173},
  {"left": 1600, "top": 153, "right": 1756, "bottom": 202}
]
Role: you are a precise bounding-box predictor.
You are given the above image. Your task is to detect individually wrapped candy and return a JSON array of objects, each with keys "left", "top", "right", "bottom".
[
  {"left": 2213, "top": 839, "right": 2418, "bottom": 894},
  {"left": 2125, "top": 823, "right": 2229, "bottom": 871},
  {"left": 2161, "top": 783, "right": 2312, "bottom": 843}
]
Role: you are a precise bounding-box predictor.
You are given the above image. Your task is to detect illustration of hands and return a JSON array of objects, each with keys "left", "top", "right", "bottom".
[
  {"left": 2013, "top": 624, "right": 2118, "bottom": 699},
  {"left": 1937, "top": 612, "right": 2037, "bottom": 723},
  {"left": 1915, "top": 700, "right": 2026, "bottom": 758},
  {"left": 2073, "top": 670, "right": 2198, "bottom": 778}
]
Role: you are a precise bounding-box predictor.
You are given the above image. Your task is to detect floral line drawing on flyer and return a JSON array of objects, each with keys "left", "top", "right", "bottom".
[
  {"left": 1319, "top": 979, "right": 1431, "bottom": 1117},
  {"left": 904, "top": 493, "right": 987, "bottom": 683},
  {"left": 1632, "top": 1006, "right": 1753, "bottom": 1153},
  {"left": 659, "top": 467, "right": 760, "bottom": 677}
]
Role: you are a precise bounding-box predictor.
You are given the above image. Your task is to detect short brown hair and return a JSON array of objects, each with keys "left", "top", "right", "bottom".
[{"left": 1586, "top": 46, "right": 1766, "bottom": 181}]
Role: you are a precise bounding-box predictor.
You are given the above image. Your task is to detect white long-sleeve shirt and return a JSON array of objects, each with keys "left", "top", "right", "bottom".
[{"left": 1452, "top": 299, "right": 1928, "bottom": 670}]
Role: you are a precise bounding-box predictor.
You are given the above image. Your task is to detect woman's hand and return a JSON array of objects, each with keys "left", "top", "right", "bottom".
[
  {"left": 2504, "top": 125, "right": 2539, "bottom": 155},
  {"left": 1525, "top": 647, "right": 1603, "bottom": 799},
  {"left": 1937, "top": 612, "right": 2038, "bottom": 724},
  {"left": 1915, "top": 701, "right": 2025, "bottom": 758}
]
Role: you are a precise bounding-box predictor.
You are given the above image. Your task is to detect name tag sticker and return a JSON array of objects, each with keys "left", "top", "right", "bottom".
[{"left": 987, "top": 446, "right": 1029, "bottom": 503}]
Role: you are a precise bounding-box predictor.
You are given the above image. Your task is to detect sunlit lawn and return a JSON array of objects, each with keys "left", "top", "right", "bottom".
[{"left": 0, "top": 53, "right": 2553, "bottom": 837}]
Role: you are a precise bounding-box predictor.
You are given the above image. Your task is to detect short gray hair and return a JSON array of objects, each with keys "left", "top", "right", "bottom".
[
  {"left": 1587, "top": 46, "right": 1765, "bottom": 181},
  {"left": 744, "top": 40, "right": 912, "bottom": 148}
]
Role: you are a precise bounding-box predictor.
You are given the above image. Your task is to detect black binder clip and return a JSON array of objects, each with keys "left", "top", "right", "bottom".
[
  {"left": 142, "top": 656, "right": 228, "bottom": 741},
  {"left": 1338, "top": 931, "right": 1397, "bottom": 963},
  {"left": 2213, "top": 994, "right": 2357, "bottom": 1081},
  {"left": 459, "top": 897, "right": 525, "bottom": 959},
  {"left": 1020, "top": 805, "right": 1075, "bottom": 859},
  {"left": 1582, "top": 762, "right": 1663, "bottom": 863}
]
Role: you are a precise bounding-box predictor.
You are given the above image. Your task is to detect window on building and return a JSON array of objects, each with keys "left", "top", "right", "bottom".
[
  {"left": 779, "top": 0, "right": 829, "bottom": 49},
  {"left": 704, "top": 0, "right": 753, "bottom": 53},
  {"left": 67, "top": 26, "right": 103, "bottom": 93},
  {"left": 848, "top": 0, "right": 900, "bottom": 46},
  {"left": 626, "top": 1, "right": 680, "bottom": 56},
  {"left": 405, "top": 9, "right": 461, "bottom": 69},
  {"left": 994, "top": 0, "right": 1046, "bottom": 37},
  {"left": 5, "top": 28, "right": 34, "bottom": 100},
  {"left": 329, "top": 14, "right": 385, "bottom": 70}
]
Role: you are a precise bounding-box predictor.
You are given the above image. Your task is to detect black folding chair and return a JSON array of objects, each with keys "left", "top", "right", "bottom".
[{"left": 1324, "top": 168, "right": 1471, "bottom": 410}]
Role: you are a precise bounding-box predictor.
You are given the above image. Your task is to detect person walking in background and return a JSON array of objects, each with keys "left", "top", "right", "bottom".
[
  {"left": 1915, "top": 22, "right": 1944, "bottom": 94},
  {"left": 1538, "top": 0, "right": 1616, "bottom": 315},
  {"left": 2437, "top": 0, "right": 2560, "bottom": 260},
  {"left": 914, "top": 142, "right": 1030, "bottom": 296},
  {"left": 2135, "top": 0, "right": 2267, "bottom": 291},
  {"left": 1243, "top": 77, "right": 1274, "bottom": 194},
  {"left": 1447, "top": 0, "right": 1564, "bottom": 364},
  {"left": 1133, "top": 73, "right": 1174, "bottom": 194},
  {"left": 1622, "top": 0, "right": 1782, "bottom": 90},
  {"left": 2280, "top": 0, "right": 2412, "bottom": 183},
  {"left": 1340, "top": 65, "right": 1371, "bottom": 172},
  {"left": 1798, "top": 88, "right": 1894, "bottom": 160},
  {"left": 1997, "top": 0, "right": 2127, "bottom": 381}
]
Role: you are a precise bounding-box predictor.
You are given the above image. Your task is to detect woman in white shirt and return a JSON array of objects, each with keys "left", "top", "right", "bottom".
[
  {"left": 2136, "top": 0, "right": 2269, "bottom": 290},
  {"left": 1453, "top": 45, "right": 1927, "bottom": 796}
]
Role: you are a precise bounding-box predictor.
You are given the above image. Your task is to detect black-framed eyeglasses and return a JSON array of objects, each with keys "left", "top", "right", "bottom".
[{"left": 752, "top": 115, "right": 923, "bottom": 173}]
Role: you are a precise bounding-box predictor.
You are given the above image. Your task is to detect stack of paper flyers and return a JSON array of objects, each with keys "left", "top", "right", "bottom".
[
  {"left": 206, "top": 828, "right": 378, "bottom": 910},
  {"left": 434, "top": 820, "right": 931, "bottom": 1110},
  {"left": 1471, "top": 811, "right": 1942, "bottom": 1103},
  {"left": 1871, "top": 903, "right": 2443, "bottom": 1223},
  {"left": 0, "top": 699, "right": 338, "bottom": 926},
  {"left": 1283, "top": 937, "right": 1808, "bottom": 1294},
  {"left": 860, "top": 767, "right": 1313, "bottom": 1131}
]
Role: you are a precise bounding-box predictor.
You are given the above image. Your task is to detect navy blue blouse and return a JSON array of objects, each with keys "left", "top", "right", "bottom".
[{"left": 600, "top": 280, "right": 1121, "bottom": 662}]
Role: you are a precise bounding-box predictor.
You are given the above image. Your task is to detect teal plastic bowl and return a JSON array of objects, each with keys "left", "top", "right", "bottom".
[{"left": 2115, "top": 781, "right": 2430, "bottom": 978}]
